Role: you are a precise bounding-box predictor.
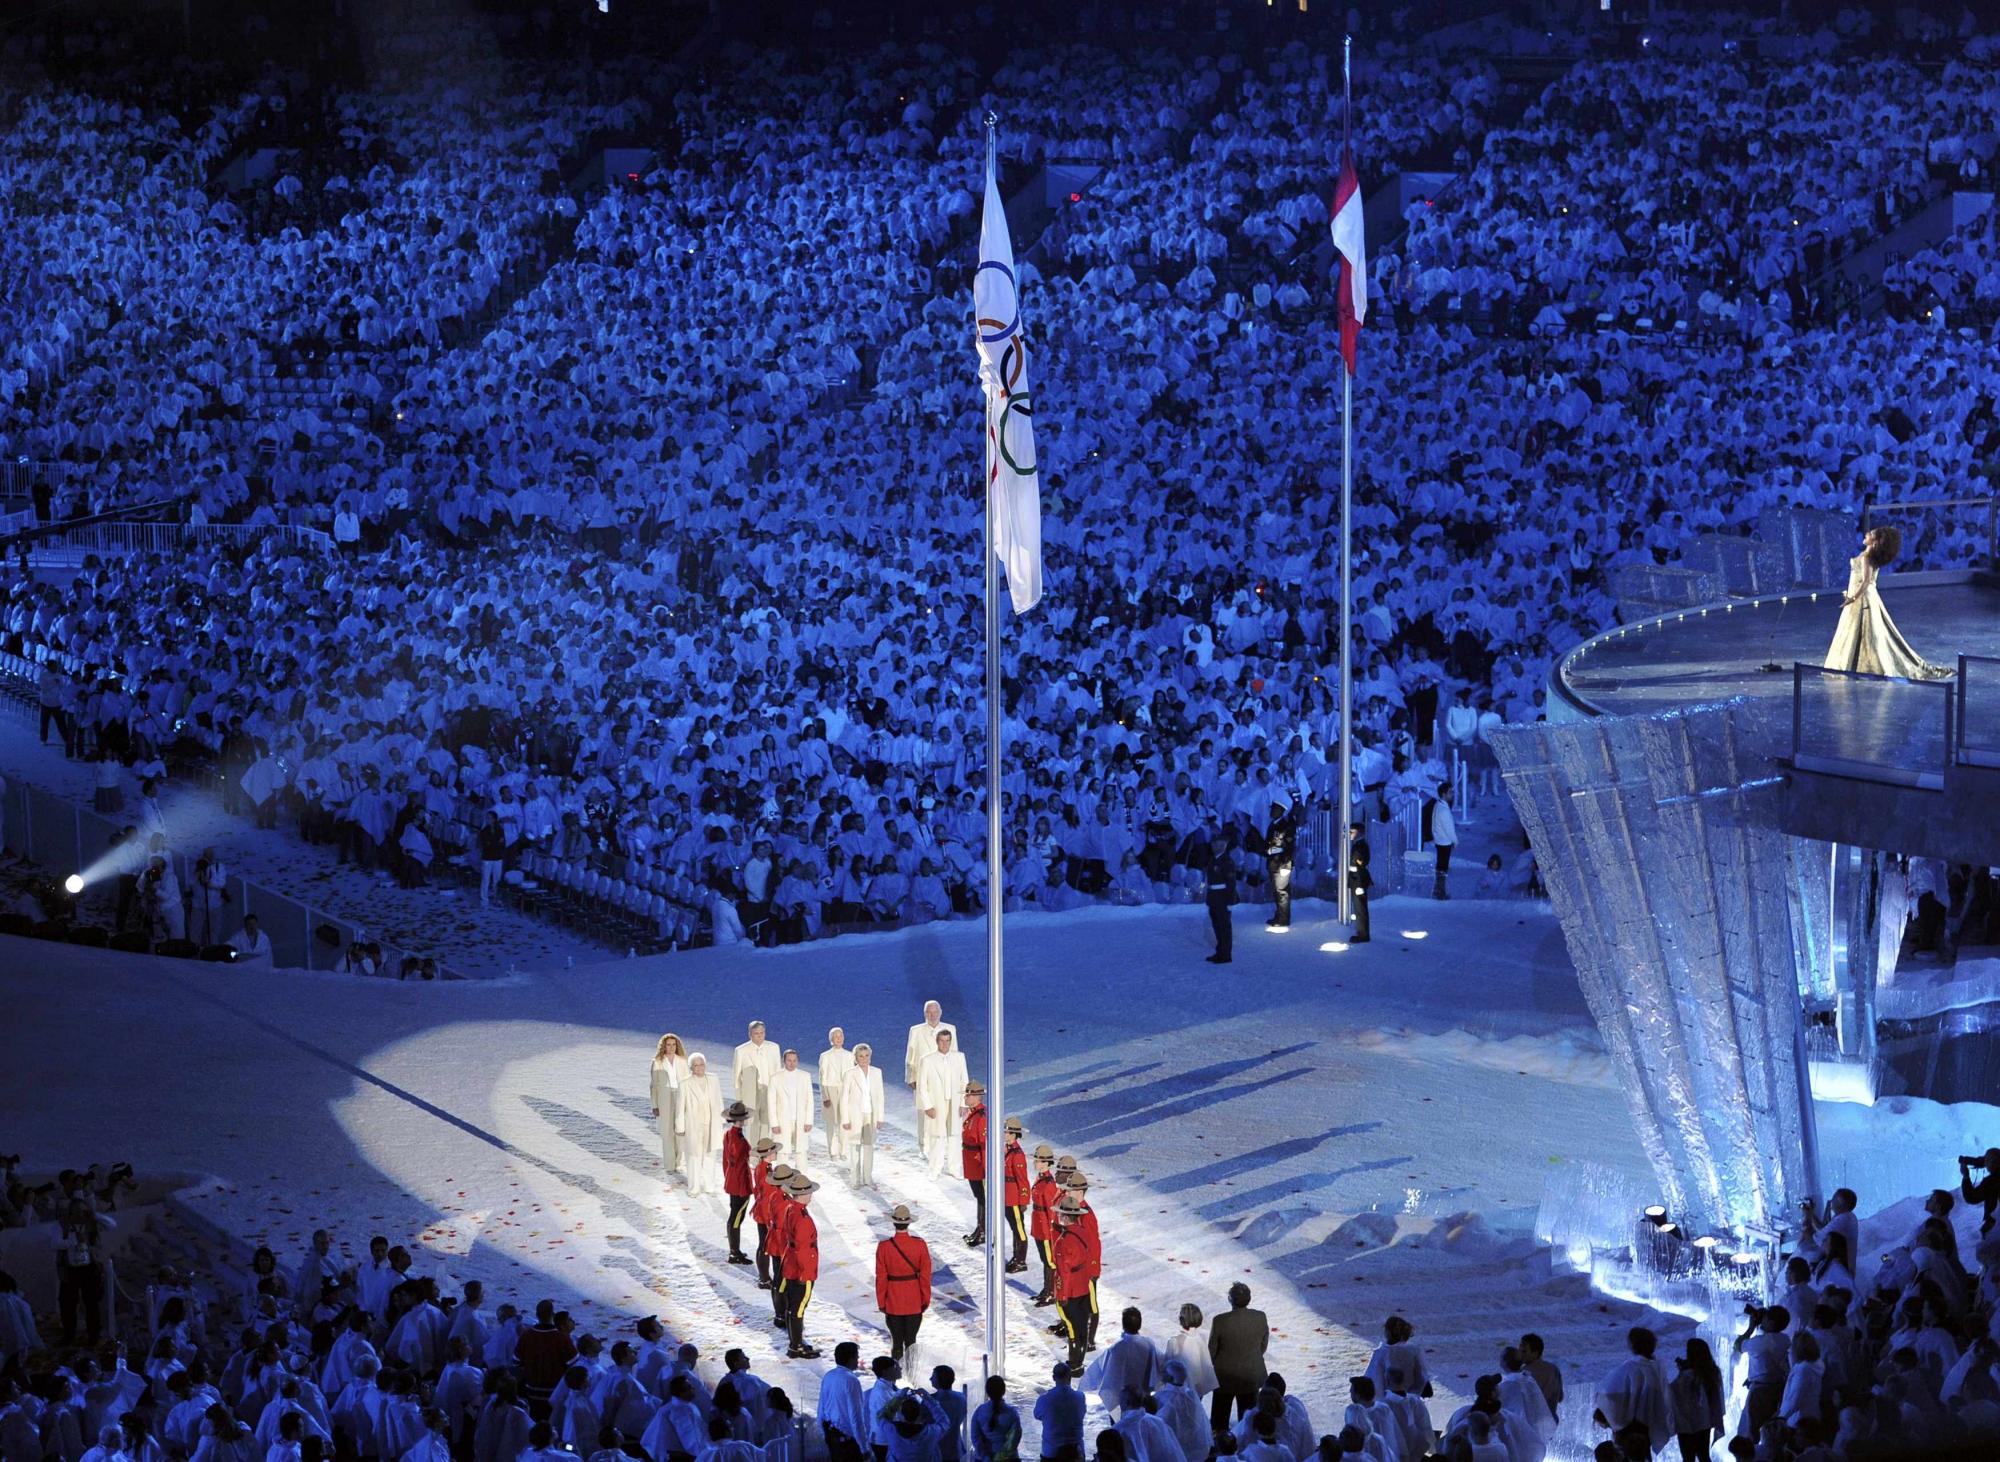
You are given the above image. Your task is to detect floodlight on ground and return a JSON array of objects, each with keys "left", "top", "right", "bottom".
[{"left": 64, "top": 874, "right": 84, "bottom": 895}]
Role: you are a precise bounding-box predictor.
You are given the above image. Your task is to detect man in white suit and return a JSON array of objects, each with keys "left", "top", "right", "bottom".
[
  {"left": 733, "top": 1021, "right": 782, "bottom": 1145},
  {"left": 915, "top": 1029, "right": 969, "bottom": 1179},
  {"left": 819, "top": 1030, "right": 856, "bottom": 1163},
  {"left": 769, "top": 1049, "right": 816, "bottom": 1169},
  {"left": 904, "top": 1002, "right": 957, "bottom": 1090}
]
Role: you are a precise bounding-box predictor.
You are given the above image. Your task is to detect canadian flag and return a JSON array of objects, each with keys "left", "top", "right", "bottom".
[{"left": 1331, "top": 152, "right": 1367, "bottom": 376}]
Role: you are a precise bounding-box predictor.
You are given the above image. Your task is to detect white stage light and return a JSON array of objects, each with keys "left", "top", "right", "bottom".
[
  {"left": 64, "top": 874, "right": 84, "bottom": 895},
  {"left": 1399, "top": 930, "right": 1429, "bottom": 940},
  {"left": 1319, "top": 940, "right": 1350, "bottom": 953}
]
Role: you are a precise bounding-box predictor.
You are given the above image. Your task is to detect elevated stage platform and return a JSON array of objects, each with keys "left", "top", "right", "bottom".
[{"left": 1553, "top": 573, "right": 2000, "bottom": 866}]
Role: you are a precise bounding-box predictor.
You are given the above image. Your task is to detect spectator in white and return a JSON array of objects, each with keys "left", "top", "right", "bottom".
[
  {"left": 1364, "top": 1317, "right": 1431, "bottom": 1406},
  {"left": 1494, "top": 1349, "right": 1552, "bottom": 1462},
  {"left": 229, "top": 916, "right": 273, "bottom": 966},
  {"left": 816, "top": 1344, "right": 869, "bottom": 1462},
  {"left": 1115, "top": 1396, "right": 1186, "bottom": 1462},
  {"left": 0, "top": 1273, "right": 41, "bottom": 1364},
  {"left": 1091, "top": 1308, "right": 1165, "bottom": 1418},
  {"left": 1591, "top": 1327, "right": 1673, "bottom": 1454}
]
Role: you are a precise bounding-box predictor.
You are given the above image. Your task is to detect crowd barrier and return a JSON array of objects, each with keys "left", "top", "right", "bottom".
[
  {"left": 0, "top": 776, "right": 463, "bottom": 979},
  {"left": 27, "top": 520, "right": 335, "bottom": 561},
  {"left": 1861, "top": 496, "right": 1999, "bottom": 571}
]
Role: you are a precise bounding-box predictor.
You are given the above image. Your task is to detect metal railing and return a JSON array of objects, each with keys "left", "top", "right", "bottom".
[
  {"left": 1958, "top": 655, "right": 2000, "bottom": 770},
  {"left": 0, "top": 776, "right": 463, "bottom": 979},
  {"left": 1860, "top": 497, "right": 2000, "bottom": 571},
  {"left": 1791, "top": 663, "right": 1955, "bottom": 790},
  {"left": 28, "top": 521, "right": 334, "bottom": 559}
]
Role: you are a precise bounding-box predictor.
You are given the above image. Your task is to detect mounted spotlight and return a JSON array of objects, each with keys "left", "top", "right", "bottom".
[
  {"left": 65, "top": 874, "right": 85, "bottom": 895},
  {"left": 1642, "top": 1205, "right": 1669, "bottom": 1227}
]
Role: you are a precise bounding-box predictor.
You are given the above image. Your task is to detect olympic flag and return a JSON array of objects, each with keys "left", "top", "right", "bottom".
[{"left": 974, "top": 140, "right": 1043, "bottom": 615}]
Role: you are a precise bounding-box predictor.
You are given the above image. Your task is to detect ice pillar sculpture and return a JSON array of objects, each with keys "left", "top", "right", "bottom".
[{"left": 1492, "top": 701, "right": 1819, "bottom": 1234}]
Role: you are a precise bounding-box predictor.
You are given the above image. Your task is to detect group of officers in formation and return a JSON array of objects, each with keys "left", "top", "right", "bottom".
[{"left": 647, "top": 1003, "right": 1106, "bottom": 1371}]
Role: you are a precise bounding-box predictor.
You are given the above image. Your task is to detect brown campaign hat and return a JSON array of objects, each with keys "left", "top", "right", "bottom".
[
  {"left": 1003, "top": 1116, "right": 1024, "bottom": 1133},
  {"left": 890, "top": 1204, "right": 913, "bottom": 1227},
  {"left": 753, "top": 1138, "right": 778, "bottom": 1154},
  {"left": 1063, "top": 1171, "right": 1090, "bottom": 1191},
  {"left": 1033, "top": 1143, "right": 1055, "bottom": 1160},
  {"left": 1057, "top": 1196, "right": 1086, "bottom": 1218},
  {"left": 1055, "top": 1155, "right": 1078, "bottom": 1172},
  {"left": 768, "top": 1164, "right": 795, "bottom": 1184},
  {"left": 966, "top": 1080, "right": 986, "bottom": 1095},
  {"left": 787, "top": 1175, "right": 819, "bottom": 1194},
  {"left": 724, "top": 1101, "right": 750, "bottom": 1121}
]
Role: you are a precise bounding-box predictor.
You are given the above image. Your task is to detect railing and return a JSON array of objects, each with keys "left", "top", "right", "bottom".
[
  {"left": 1791, "top": 663, "right": 1955, "bottom": 790},
  {"left": 29, "top": 521, "right": 334, "bottom": 559},
  {"left": 1958, "top": 655, "right": 2000, "bottom": 770},
  {"left": 0, "top": 775, "right": 462, "bottom": 980},
  {"left": 1860, "top": 497, "right": 1999, "bottom": 570}
]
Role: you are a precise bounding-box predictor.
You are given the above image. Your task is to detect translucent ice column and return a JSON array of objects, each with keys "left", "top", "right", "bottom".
[{"left": 1492, "top": 701, "right": 1820, "bottom": 1233}]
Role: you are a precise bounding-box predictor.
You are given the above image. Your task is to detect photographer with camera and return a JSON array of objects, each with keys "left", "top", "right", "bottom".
[
  {"left": 1960, "top": 1150, "right": 2000, "bottom": 1235},
  {"left": 1800, "top": 1188, "right": 1859, "bottom": 1285}
]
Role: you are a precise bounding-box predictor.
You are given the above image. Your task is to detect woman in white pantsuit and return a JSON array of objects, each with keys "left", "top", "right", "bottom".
[
  {"left": 649, "top": 1033, "right": 691, "bottom": 1177},
  {"left": 679, "top": 1053, "right": 725, "bottom": 1196},
  {"left": 840, "top": 1044, "right": 887, "bottom": 1188}
]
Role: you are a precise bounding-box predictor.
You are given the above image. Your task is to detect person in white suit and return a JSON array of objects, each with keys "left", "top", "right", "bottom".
[
  {"left": 903, "top": 1003, "right": 957, "bottom": 1090},
  {"left": 679, "top": 1054, "right": 725, "bottom": 1196},
  {"left": 915, "top": 1029, "right": 969, "bottom": 1179},
  {"left": 650, "top": 1034, "right": 691, "bottom": 1178},
  {"left": 769, "top": 1049, "right": 816, "bottom": 1168},
  {"left": 840, "top": 1044, "right": 887, "bottom": 1188},
  {"left": 818, "top": 1031, "right": 855, "bottom": 1163},
  {"left": 733, "top": 1022, "right": 782, "bottom": 1145}
]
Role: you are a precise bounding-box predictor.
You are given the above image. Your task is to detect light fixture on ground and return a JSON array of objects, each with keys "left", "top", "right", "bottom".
[
  {"left": 1399, "top": 930, "right": 1429, "bottom": 940},
  {"left": 1319, "top": 940, "right": 1350, "bottom": 953}
]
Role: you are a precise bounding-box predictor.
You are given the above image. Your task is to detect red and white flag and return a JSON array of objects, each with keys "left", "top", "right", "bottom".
[{"left": 1331, "top": 152, "right": 1367, "bottom": 376}]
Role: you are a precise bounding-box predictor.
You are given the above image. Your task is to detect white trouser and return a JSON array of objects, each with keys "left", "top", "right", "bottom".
[
  {"left": 825, "top": 1106, "right": 848, "bottom": 1160},
  {"left": 924, "top": 1127, "right": 951, "bottom": 1178},
  {"left": 851, "top": 1128, "right": 876, "bottom": 1187},
  {"left": 776, "top": 1123, "right": 810, "bottom": 1170},
  {"left": 685, "top": 1152, "right": 718, "bottom": 1196}
]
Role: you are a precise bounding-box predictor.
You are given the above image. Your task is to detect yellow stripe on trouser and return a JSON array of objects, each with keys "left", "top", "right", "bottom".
[
  {"left": 1039, "top": 1240, "right": 1053, "bottom": 1264},
  {"left": 1009, "top": 1209, "right": 1027, "bottom": 1238},
  {"left": 794, "top": 1280, "right": 813, "bottom": 1317},
  {"left": 1088, "top": 1280, "right": 1099, "bottom": 1315},
  {"left": 732, "top": 1198, "right": 750, "bottom": 1225},
  {"left": 1059, "top": 1302, "right": 1078, "bottom": 1340}
]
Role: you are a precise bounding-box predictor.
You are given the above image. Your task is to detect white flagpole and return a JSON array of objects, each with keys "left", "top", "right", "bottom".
[
  {"left": 981, "top": 114, "right": 1008, "bottom": 1384},
  {"left": 1337, "top": 35, "right": 1355, "bottom": 926}
]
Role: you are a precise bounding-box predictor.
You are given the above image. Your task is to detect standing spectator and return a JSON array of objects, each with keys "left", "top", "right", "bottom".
[
  {"left": 1207, "top": 1283, "right": 1269, "bottom": 1431},
  {"left": 53, "top": 1198, "right": 115, "bottom": 1345}
]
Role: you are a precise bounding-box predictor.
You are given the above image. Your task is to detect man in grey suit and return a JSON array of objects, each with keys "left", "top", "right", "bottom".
[{"left": 1206, "top": 1282, "right": 1269, "bottom": 1432}]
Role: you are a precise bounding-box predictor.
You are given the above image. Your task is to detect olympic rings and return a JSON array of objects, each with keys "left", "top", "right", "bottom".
[
  {"left": 976, "top": 260, "right": 1020, "bottom": 345},
  {"left": 997, "top": 393, "right": 1036, "bottom": 476}
]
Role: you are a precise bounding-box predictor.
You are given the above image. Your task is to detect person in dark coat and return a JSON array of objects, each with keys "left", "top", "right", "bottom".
[
  {"left": 1263, "top": 803, "right": 1295, "bottom": 931},
  {"left": 1205, "top": 833, "right": 1233, "bottom": 965},
  {"left": 1347, "top": 821, "right": 1372, "bottom": 944},
  {"left": 1207, "top": 1282, "right": 1269, "bottom": 1432}
]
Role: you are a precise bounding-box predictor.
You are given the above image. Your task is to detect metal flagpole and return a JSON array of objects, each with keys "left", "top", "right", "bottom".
[
  {"left": 981, "top": 114, "right": 1008, "bottom": 1384},
  {"left": 1336, "top": 36, "right": 1355, "bottom": 926}
]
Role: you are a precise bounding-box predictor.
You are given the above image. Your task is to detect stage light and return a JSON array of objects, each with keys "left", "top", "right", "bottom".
[
  {"left": 1692, "top": 1234, "right": 1722, "bottom": 1252},
  {"left": 1070, "top": 192, "right": 1081, "bottom": 202},
  {"left": 1266, "top": 925, "right": 1291, "bottom": 935},
  {"left": 1642, "top": 1205, "right": 1668, "bottom": 1226},
  {"left": 65, "top": 874, "right": 85, "bottom": 895},
  {"left": 1319, "top": 940, "right": 1350, "bottom": 953},
  {"left": 1399, "top": 930, "right": 1428, "bottom": 940}
]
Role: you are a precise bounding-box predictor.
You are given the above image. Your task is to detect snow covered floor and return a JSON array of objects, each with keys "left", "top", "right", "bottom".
[{"left": 5, "top": 894, "right": 1683, "bottom": 1454}]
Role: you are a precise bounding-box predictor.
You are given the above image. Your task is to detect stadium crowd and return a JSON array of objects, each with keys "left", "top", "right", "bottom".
[
  {"left": 2, "top": 2, "right": 1999, "bottom": 956},
  {"left": 7, "top": 1159, "right": 2000, "bottom": 1461}
]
